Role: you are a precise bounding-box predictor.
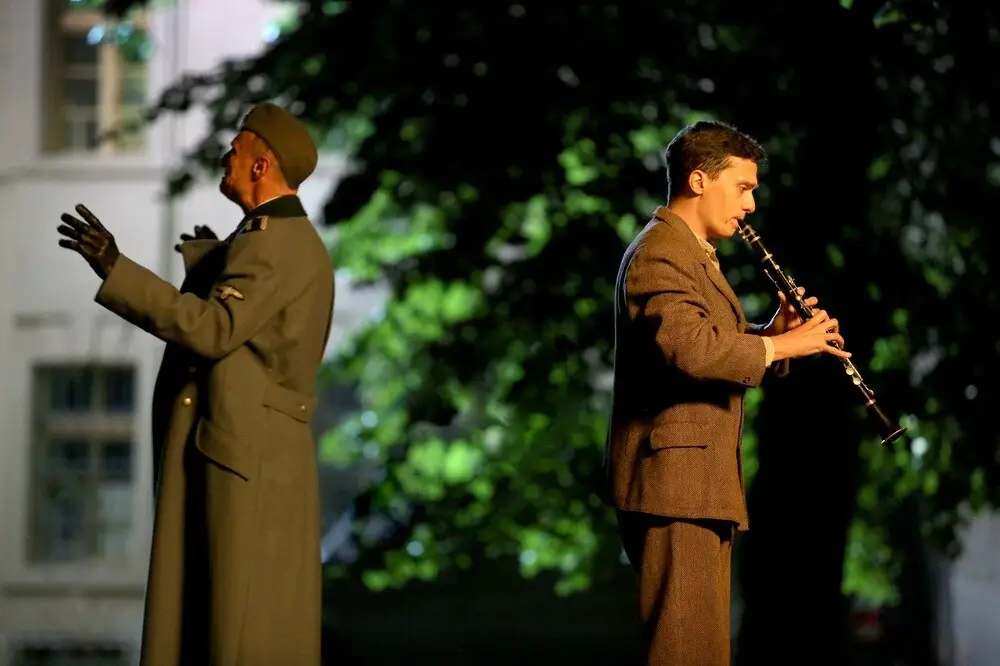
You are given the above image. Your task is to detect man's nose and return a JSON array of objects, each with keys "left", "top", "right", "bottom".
[{"left": 745, "top": 196, "right": 756, "bottom": 214}]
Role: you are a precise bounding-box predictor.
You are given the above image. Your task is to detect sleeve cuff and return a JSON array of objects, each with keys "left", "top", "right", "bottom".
[
  {"left": 761, "top": 335, "right": 775, "bottom": 366},
  {"left": 94, "top": 255, "right": 133, "bottom": 310},
  {"left": 93, "top": 254, "right": 155, "bottom": 323}
]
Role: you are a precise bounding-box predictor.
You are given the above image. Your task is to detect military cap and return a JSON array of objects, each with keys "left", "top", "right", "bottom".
[{"left": 239, "top": 103, "right": 318, "bottom": 189}]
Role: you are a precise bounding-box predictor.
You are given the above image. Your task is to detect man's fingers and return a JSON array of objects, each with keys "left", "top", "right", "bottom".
[
  {"left": 825, "top": 332, "right": 846, "bottom": 347},
  {"left": 75, "top": 204, "right": 108, "bottom": 232},
  {"left": 804, "top": 296, "right": 818, "bottom": 306},
  {"left": 804, "top": 312, "right": 840, "bottom": 333},
  {"left": 781, "top": 287, "right": 809, "bottom": 307},
  {"left": 56, "top": 224, "right": 81, "bottom": 240},
  {"left": 59, "top": 213, "right": 88, "bottom": 231},
  {"left": 808, "top": 309, "right": 829, "bottom": 325},
  {"left": 826, "top": 345, "right": 852, "bottom": 359},
  {"left": 57, "top": 239, "right": 96, "bottom": 262}
]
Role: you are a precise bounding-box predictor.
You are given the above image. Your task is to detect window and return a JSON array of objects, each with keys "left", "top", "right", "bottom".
[
  {"left": 28, "top": 365, "right": 137, "bottom": 563},
  {"left": 11, "top": 642, "right": 130, "bottom": 666},
  {"left": 42, "top": 0, "right": 150, "bottom": 154}
]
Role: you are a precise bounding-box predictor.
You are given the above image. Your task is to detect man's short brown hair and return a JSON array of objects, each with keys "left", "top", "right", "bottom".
[{"left": 664, "top": 120, "right": 767, "bottom": 200}]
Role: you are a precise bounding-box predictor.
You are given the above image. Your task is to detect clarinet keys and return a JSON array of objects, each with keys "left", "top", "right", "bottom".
[{"left": 735, "top": 220, "right": 907, "bottom": 447}]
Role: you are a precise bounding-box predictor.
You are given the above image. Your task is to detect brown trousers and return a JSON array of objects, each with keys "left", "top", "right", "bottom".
[{"left": 617, "top": 511, "right": 735, "bottom": 666}]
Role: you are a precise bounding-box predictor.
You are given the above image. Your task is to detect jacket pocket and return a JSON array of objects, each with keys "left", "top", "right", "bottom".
[
  {"left": 261, "top": 382, "right": 317, "bottom": 423},
  {"left": 649, "top": 419, "right": 709, "bottom": 450},
  {"left": 194, "top": 418, "right": 256, "bottom": 481}
]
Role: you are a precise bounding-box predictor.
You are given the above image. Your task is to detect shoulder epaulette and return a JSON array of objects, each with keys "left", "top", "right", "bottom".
[{"left": 244, "top": 215, "right": 269, "bottom": 232}]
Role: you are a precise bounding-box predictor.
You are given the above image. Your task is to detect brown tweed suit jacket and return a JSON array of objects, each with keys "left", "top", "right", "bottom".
[{"left": 604, "top": 207, "right": 786, "bottom": 531}]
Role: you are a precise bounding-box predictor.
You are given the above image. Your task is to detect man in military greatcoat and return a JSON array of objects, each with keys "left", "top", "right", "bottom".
[{"left": 56, "top": 103, "right": 334, "bottom": 666}]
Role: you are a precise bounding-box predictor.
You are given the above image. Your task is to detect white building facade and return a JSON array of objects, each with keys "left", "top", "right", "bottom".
[{"left": 0, "top": 1, "right": 379, "bottom": 663}]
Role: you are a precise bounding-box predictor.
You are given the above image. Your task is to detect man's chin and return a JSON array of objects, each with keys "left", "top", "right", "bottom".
[{"left": 219, "top": 180, "right": 237, "bottom": 203}]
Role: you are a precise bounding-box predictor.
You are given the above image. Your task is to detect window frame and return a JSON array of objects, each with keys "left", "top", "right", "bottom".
[
  {"left": 8, "top": 638, "right": 132, "bottom": 666},
  {"left": 27, "top": 363, "right": 138, "bottom": 565},
  {"left": 42, "top": 1, "right": 150, "bottom": 156}
]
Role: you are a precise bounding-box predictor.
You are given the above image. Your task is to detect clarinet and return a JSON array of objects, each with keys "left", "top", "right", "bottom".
[{"left": 736, "top": 221, "right": 907, "bottom": 446}]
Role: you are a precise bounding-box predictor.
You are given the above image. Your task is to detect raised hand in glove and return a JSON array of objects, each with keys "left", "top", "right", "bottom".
[
  {"left": 57, "top": 204, "right": 121, "bottom": 280},
  {"left": 174, "top": 224, "right": 218, "bottom": 253}
]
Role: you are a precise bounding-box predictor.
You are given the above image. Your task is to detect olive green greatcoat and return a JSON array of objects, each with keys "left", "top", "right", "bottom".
[{"left": 94, "top": 195, "right": 334, "bottom": 666}]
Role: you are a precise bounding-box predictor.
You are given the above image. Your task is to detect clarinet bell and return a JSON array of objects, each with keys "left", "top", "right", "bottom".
[{"left": 868, "top": 401, "right": 907, "bottom": 446}]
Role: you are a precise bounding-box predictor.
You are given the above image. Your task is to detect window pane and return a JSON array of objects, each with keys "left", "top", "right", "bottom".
[
  {"left": 97, "top": 480, "right": 131, "bottom": 524},
  {"left": 97, "top": 480, "right": 132, "bottom": 560},
  {"left": 61, "top": 119, "right": 98, "bottom": 151},
  {"left": 103, "top": 367, "right": 135, "bottom": 412},
  {"left": 62, "top": 33, "right": 98, "bottom": 66},
  {"left": 36, "top": 439, "right": 93, "bottom": 561},
  {"left": 37, "top": 480, "right": 89, "bottom": 561},
  {"left": 120, "top": 73, "right": 146, "bottom": 106},
  {"left": 98, "top": 440, "right": 132, "bottom": 559},
  {"left": 64, "top": 76, "right": 98, "bottom": 107},
  {"left": 117, "top": 105, "right": 146, "bottom": 152},
  {"left": 100, "top": 440, "right": 132, "bottom": 479},
  {"left": 47, "top": 368, "right": 95, "bottom": 412},
  {"left": 86, "top": 119, "right": 99, "bottom": 148},
  {"left": 48, "top": 439, "right": 90, "bottom": 474}
]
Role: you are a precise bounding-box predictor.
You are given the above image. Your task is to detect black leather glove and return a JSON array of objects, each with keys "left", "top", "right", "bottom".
[
  {"left": 174, "top": 224, "right": 218, "bottom": 253},
  {"left": 57, "top": 204, "right": 121, "bottom": 280}
]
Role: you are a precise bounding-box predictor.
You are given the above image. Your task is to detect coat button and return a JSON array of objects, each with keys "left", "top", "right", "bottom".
[
  {"left": 182, "top": 397, "right": 192, "bottom": 406},
  {"left": 300, "top": 405, "right": 306, "bottom": 413},
  {"left": 187, "top": 366, "right": 197, "bottom": 374}
]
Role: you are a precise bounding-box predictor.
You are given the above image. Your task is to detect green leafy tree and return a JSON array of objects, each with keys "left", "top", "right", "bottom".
[{"left": 101, "top": 0, "right": 1000, "bottom": 659}]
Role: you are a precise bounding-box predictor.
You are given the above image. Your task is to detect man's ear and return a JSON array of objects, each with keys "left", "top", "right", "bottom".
[
  {"left": 688, "top": 169, "right": 707, "bottom": 196},
  {"left": 251, "top": 156, "right": 272, "bottom": 181}
]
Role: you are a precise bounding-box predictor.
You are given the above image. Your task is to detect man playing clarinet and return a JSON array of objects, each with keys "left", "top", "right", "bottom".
[{"left": 604, "top": 120, "right": 852, "bottom": 665}]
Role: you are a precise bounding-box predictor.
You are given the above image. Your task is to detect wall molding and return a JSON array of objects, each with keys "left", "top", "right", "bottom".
[{"left": 1, "top": 581, "right": 145, "bottom": 599}]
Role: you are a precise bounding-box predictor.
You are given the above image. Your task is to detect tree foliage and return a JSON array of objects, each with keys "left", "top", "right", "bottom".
[{"left": 103, "top": 0, "right": 1000, "bottom": 653}]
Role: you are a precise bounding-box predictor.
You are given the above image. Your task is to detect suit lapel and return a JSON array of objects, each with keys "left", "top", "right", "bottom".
[
  {"left": 702, "top": 260, "right": 743, "bottom": 318},
  {"left": 652, "top": 207, "right": 745, "bottom": 323}
]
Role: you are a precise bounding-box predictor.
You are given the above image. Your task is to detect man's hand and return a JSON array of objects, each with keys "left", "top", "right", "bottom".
[
  {"left": 174, "top": 225, "right": 218, "bottom": 253},
  {"left": 767, "top": 286, "right": 819, "bottom": 335},
  {"left": 771, "top": 310, "right": 850, "bottom": 361},
  {"left": 57, "top": 204, "right": 120, "bottom": 280}
]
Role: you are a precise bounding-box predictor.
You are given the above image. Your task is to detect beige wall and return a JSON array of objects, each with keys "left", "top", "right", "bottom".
[{"left": 0, "top": 1, "right": 379, "bottom": 663}]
